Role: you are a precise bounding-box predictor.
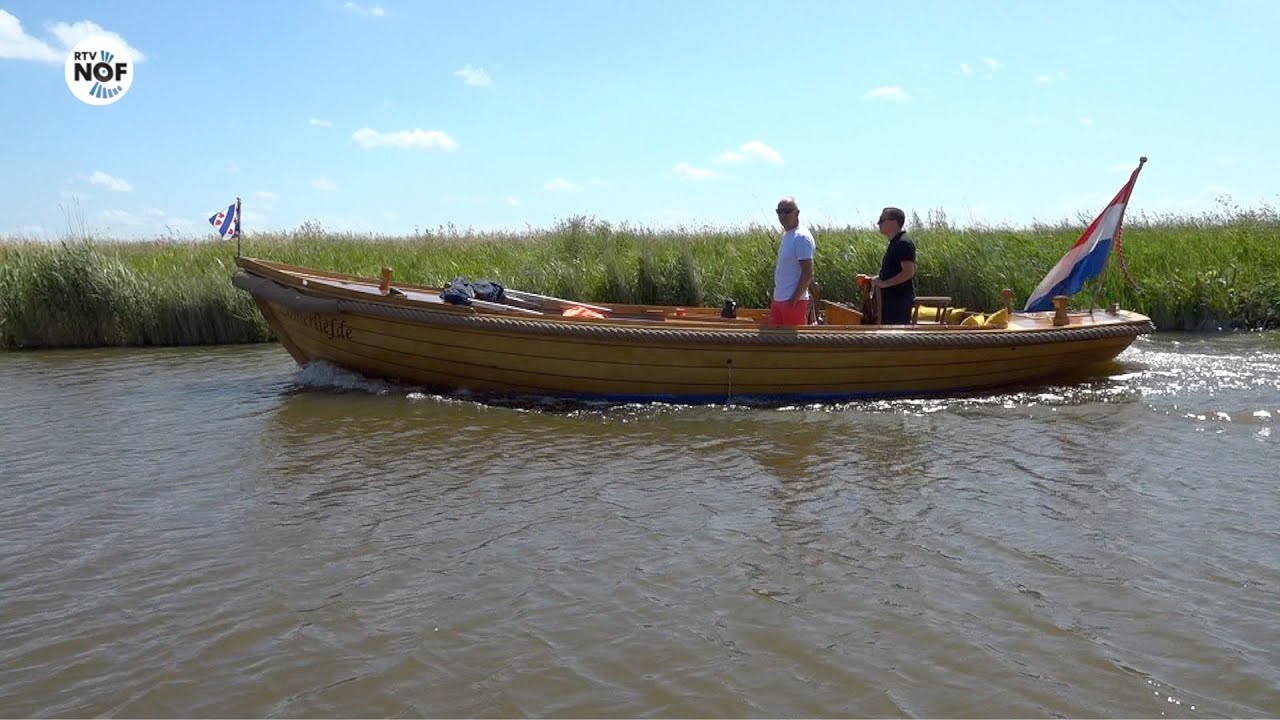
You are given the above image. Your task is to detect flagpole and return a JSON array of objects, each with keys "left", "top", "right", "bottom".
[
  {"left": 1091, "top": 155, "right": 1147, "bottom": 309},
  {"left": 1114, "top": 156, "right": 1146, "bottom": 292},
  {"left": 235, "top": 196, "right": 242, "bottom": 258}
]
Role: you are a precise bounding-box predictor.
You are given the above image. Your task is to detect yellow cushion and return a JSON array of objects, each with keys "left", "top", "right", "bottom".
[
  {"left": 960, "top": 314, "right": 981, "bottom": 327},
  {"left": 946, "top": 308, "right": 967, "bottom": 324},
  {"left": 983, "top": 308, "right": 1009, "bottom": 328}
]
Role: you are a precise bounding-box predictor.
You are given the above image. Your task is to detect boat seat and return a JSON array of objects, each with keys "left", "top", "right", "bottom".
[
  {"left": 821, "top": 299, "right": 863, "bottom": 325},
  {"left": 912, "top": 296, "right": 953, "bottom": 324}
]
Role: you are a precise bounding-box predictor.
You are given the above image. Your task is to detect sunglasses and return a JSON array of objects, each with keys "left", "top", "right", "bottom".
[{"left": 776, "top": 208, "right": 796, "bottom": 215}]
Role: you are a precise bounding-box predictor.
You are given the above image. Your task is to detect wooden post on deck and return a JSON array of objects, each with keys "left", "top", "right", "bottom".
[
  {"left": 1051, "top": 295, "right": 1070, "bottom": 326},
  {"left": 1001, "top": 288, "right": 1013, "bottom": 316},
  {"left": 380, "top": 267, "right": 393, "bottom": 296}
]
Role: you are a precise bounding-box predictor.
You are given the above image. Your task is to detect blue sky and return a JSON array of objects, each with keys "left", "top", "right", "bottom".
[{"left": 3, "top": 0, "right": 1277, "bottom": 240}]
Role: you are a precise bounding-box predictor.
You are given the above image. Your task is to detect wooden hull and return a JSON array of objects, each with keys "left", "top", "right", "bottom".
[{"left": 232, "top": 258, "right": 1155, "bottom": 402}]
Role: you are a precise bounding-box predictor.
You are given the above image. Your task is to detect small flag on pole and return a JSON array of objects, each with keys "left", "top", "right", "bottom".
[
  {"left": 1024, "top": 158, "right": 1147, "bottom": 312},
  {"left": 209, "top": 201, "right": 240, "bottom": 240}
]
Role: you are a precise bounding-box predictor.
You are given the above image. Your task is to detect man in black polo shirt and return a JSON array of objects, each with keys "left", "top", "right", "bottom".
[{"left": 871, "top": 207, "right": 916, "bottom": 324}]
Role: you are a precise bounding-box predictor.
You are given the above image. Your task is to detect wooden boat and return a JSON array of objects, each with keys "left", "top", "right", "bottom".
[{"left": 232, "top": 257, "right": 1154, "bottom": 403}]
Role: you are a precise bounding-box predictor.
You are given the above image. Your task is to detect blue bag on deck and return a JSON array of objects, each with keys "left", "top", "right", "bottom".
[{"left": 441, "top": 278, "right": 505, "bottom": 306}]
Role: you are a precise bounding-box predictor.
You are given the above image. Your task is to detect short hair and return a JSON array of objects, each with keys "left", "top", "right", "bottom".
[
  {"left": 881, "top": 207, "right": 905, "bottom": 226},
  {"left": 778, "top": 196, "right": 799, "bottom": 210}
]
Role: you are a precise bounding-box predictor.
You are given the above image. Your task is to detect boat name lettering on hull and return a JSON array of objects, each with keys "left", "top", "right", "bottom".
[{"left": 282, "top": 308, "right": 353, "bottom": 341}]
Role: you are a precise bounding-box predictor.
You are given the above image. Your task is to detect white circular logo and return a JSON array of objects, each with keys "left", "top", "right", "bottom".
[{"left": 64, "top": 36, "right": 134, "bottom": 106}]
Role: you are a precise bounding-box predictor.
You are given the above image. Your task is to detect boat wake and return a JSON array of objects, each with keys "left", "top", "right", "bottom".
[{"left": 291, "top": 360, "right": 404, "bottom": 395}]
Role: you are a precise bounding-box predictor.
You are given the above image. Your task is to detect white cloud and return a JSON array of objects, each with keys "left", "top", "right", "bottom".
[
  {"left": 313, "top": 176, "right": 337, "bottom": 191},
  {"left": 982, "top": 57, "right": 1005, "bottom": 73},
  {"left": 958, "top": 63, "right": 973, "bottom": 76},
  {"left": 48, "top": 20, "right": 146, "bottom": 62},
  {"left": 308, "top": 117, "right": 332, "bottom": 127},
  {"left": 83, "top": 170, "right": 133, "bottom": 192},
  {"left": 671, "top": 162, "right": 720, "bottom": 181},
  {"left": 863, "top": 85, "right": 911, "bottom": 102},
  {"left": 543, "top": 178, "right": 583, "bottom": 192},
  {"left": 454, "top": 64, "right": 492, "bottom": 87},
  {"left": 715, "top": 140, "right": 783, "bottom": 165},
  {"left": 1035, "top": 71, "right": 1066, "bottom": 84},
  {"left": 505, "top": 196, "right": 523, "bottom": 207},
  {"left": 0, "top": 10, "right": 59, "bottom": 62},
  {"left": 239, "top": 208, "right": 269, "bottom": 229},
  {"left": 77, "top": 207, "right": 200, "bottom": 237},
  {"left": 351, "top": 127, "right": 459, "bottom": 151},
  {"left": 1079, "top": 116, "right": 1095, "bottom": 128},
  {"left": 655, "top": 206, "right": 695, "bottom": 225},
  {"left": 255, "top": 190, "right": 280, "bottom": 205},
  {"left": 342, "top": 2, "right": 385, "bottom": 17},
  {"left": 100, "top": 209, "right": 142, "bottom": 226},
  {"left": 0, "top": 11, "right": 145, "bottom": 64},
  {"left": 145, "top": 207, "right": 201, "bottom": 232}
]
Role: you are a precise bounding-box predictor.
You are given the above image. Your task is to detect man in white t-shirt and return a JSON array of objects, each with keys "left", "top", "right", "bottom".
[{"left": 769, "top": 196, "right": 816, "bottom": 326}]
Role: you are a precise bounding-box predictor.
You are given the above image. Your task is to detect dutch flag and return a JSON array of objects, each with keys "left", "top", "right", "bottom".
[
  {"left": 209, "top": 201, "right": 239, "bottom": 240},
  {"left": 1024, "top": 159, "right": 1146, "bottom": 312}
]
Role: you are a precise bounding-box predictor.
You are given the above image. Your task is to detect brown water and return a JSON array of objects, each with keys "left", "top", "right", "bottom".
[{"left": 1, "top": 332, "right": 1277, "bottom": 718}]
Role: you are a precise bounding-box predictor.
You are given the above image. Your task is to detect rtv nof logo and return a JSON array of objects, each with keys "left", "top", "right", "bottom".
[{"left": 64, "top": 36, "right": 134, "bottom": 106}]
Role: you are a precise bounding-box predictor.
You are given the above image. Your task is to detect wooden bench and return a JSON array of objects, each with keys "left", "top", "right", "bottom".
[{"left": 912, "top": 296, "right": 953, "bottom": 325}]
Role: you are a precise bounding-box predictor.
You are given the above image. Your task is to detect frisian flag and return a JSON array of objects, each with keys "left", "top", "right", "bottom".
[
  {"left": 208, "top": 201, "right": 240, "bottom": 240},
  {"left": 1024, "top": 158, "right": 1147, "bottom": 312}
]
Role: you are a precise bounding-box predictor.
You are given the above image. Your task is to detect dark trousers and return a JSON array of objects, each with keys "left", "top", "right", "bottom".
[{"left": 881, "top": 293, "right": 914, "bottom": 324}]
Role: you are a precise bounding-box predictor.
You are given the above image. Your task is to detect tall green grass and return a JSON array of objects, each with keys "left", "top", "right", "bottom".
[{"left": 2, "top": 206, "right": 1277, "bottom": 349}]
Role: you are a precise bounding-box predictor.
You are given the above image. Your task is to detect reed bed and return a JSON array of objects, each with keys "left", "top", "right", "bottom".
[{"left": 2, "top": 207, "right": 1277, "bottom": 349}]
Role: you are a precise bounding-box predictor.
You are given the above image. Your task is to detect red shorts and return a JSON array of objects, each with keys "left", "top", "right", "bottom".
[{"left": 768, "top": 299, "right": 810, "bottom": 326}]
